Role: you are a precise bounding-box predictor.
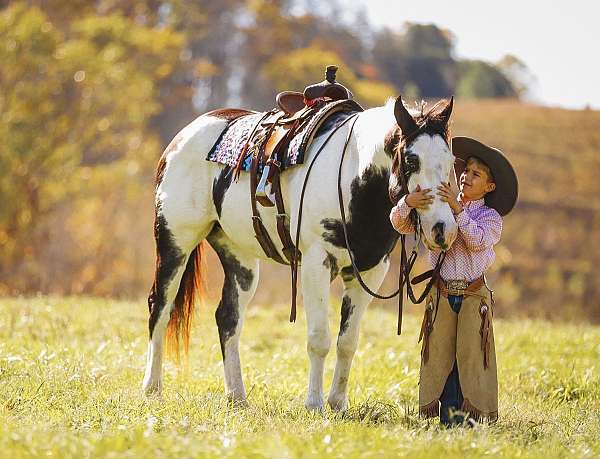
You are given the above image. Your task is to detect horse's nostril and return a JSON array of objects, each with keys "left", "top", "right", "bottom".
[{"left": 432, "top": 222, "right": 445, "bottom": 246}]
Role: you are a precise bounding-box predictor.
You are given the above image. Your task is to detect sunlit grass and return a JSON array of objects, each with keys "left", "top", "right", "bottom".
[{"left": 1, "top": 296, "right": 599, "bottom": 457}]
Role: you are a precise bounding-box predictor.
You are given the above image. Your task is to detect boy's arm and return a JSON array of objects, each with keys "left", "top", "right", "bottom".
[
  {"left": 390, "top": 196, "right": 416, "bottom": 234},
  {"left": 455, "top": 208, "right": 502, "bottom": 251}
]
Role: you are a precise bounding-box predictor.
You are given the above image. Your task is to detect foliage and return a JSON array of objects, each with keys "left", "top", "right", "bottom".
[
  {"left": 456, "top": 60, "right": 517, "bottom": 99},
  {"left": 373, "top": 23, "right": 457, "bottom": 99},
  {"left": 0, "top": 297, "right": 599, "bottom": 457},
  {"left": 0, "top": 3, "right": 182, "bottom": 294}
]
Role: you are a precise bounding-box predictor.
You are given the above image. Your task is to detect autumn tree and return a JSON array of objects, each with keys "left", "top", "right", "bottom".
[{"left": 0, "top": 3, "right": 182, "bottom": 294}]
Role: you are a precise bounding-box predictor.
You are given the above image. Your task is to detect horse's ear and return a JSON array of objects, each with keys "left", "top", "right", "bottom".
[
  {"left": 437, "top": 95, "right": 454, "bottom": 124},
  {"left": 394, "top": 95, "right": 418, "bottom": 136}
]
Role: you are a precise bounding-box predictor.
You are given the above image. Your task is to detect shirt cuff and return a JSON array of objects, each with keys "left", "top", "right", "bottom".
[{"left": 393, "top": 196, "right": 412, "bottom": 219}]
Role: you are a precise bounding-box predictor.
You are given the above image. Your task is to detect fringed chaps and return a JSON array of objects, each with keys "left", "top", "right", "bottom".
[
  {"left": 418, "top": 296, "right": 434, "bottom": 364},
  {"left": 418, "top": 285, "right": 498, "bottom": 421}
]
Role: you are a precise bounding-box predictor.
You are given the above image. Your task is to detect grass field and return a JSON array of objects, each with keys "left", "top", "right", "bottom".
[{"left": 1, "top": 296, "right": 599, "bottom": 458}]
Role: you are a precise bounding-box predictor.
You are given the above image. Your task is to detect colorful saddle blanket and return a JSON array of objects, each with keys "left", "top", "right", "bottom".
[{"left": 206, "top": 100, "right": 362, "bottom": 172}]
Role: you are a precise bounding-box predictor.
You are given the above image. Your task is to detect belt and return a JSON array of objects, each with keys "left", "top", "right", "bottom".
[{"left": 437, "top": 276, "right": 485, "bottom": 298}]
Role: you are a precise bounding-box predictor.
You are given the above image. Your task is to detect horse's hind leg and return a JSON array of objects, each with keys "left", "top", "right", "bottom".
[
  {"left": 327, "top": 258, "right": 389, "bottom": 411},
  {"left": 207, "top": 227, "right": 259, "bottom": 402},
  {"left": 142, "top": 214, "right": 210, "bottom": 396}
]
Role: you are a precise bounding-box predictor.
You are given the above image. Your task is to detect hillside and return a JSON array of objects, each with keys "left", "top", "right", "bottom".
[{"left": 452, "top": 100, "right": 600, "bottom": 319}]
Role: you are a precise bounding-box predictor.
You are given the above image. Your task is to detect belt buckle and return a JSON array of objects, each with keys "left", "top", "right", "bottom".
[{"left": 447, "top": 280, "right": 469, "bottom": 296}]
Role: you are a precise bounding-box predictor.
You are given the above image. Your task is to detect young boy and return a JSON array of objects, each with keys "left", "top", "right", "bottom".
[{"left": 389, "top": 136, "right": 518, "bottom": 426}]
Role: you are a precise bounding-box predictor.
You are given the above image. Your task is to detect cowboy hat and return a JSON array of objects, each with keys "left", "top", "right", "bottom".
[{"left": 451, "top": 136, "right": 518, "bottom": 216}]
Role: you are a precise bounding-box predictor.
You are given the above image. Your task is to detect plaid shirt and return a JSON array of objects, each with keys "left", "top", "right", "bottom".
[{"left": 390, "top": 197, "right": 502, "bottom": 282}]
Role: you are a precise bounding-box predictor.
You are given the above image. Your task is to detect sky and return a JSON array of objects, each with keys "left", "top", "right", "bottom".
[{"left": 363, "top": 0, "right": 600, "bottom": 110}]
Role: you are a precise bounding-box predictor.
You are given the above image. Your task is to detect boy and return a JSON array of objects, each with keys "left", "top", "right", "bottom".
[{"left": 390, "top": 136, "right": 518, "bottom": 426}]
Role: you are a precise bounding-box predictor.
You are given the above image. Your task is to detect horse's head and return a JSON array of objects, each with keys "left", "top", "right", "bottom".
[{"left": 388, "top": 96, "right": 457, "bottom": 251}]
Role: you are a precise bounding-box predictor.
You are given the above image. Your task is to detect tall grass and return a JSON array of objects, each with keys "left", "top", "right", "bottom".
[{"left": 1, "top": 296, "right": 599, "bottom": 457}]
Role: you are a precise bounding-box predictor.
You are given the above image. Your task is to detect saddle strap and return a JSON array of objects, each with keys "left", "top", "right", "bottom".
[
  {"left": 250, "top": 145, "right": 288, "bottom": 265},
  {"left": 271, "top": 164, "right": 300, "bottom": 264},
  {"left": 270, "top": 162, "right": 302, "bottom": 322}
]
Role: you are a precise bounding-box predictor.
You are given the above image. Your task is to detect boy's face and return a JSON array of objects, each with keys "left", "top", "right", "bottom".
[{"left": 459, "top": 158, "right": 496, "bottom": 201}]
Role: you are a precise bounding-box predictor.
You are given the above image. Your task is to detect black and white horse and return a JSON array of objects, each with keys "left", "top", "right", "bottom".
[{"left": 142, "top": 96, "right": 457, "bottom": 411}]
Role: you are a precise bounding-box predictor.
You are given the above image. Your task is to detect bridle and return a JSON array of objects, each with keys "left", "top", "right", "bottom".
[{"left": 336, "top": 115, "right": 447, "bottom": 334}]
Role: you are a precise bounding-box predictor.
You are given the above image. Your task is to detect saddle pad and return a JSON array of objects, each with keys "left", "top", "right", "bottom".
[
  {"left": 206, "top": 103, "right": 361, "bottom": 172},
  {"left": 206, "top": 112, "right": 265, "bottom": 171}
]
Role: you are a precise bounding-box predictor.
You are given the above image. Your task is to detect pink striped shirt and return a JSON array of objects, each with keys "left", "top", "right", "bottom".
[{"left": 389, "top": 197, "right": 502, "bottom": 282}]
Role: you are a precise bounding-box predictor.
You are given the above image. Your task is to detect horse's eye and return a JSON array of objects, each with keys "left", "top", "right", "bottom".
[{"left": 404, "top": 154, "right": 420, "bottom": 175}]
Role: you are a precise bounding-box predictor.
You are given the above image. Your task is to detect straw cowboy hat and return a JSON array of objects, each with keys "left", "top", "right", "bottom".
[{"left": 451, "top": 136, "right": 518, "bottom": 216}]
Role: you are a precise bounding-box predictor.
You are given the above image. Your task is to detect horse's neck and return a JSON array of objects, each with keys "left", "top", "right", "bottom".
[{"left": 354, "top": 103, "right": 396, "bottom": 176}]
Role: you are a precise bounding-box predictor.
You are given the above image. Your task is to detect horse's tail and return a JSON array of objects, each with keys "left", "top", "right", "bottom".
[{"left": 166, "top": 242, "right": 207, "bottom": 361}]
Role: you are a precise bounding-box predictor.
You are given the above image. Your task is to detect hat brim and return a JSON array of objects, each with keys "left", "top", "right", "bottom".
[{"left": 451, "top": 136, "right": 518, "bottom": 216}]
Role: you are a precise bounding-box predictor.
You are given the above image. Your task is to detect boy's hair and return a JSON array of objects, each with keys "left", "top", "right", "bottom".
[{"left": 467, "top": 156, "right": 495, "bottom": 183}]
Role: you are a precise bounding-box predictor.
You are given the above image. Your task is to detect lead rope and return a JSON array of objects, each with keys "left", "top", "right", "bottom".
[
  {"left": 337, "top": 116, "right": 401, "bottom": 302},
  {"left": 292, "top": 111, "right": 445, "bottom": 334}
]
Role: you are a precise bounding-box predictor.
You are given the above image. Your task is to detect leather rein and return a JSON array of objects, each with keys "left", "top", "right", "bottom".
[{"left": 336, "top": 115, "right": 446, "bottom": 335}]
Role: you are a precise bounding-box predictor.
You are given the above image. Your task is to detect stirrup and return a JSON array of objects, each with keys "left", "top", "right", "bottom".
[{"left": 256, "top": 164, "right": 275, "bottom": 207}]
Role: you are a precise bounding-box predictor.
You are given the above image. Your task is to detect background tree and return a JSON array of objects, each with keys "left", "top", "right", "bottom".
[
  {"left": 0, "top": 3, "right": 182, "bottom": 294},
  {"left": 373, "top": 23, "right": 457, "bottom": 99},
  {"left": 456, "top": 60, "right": 517, "bottom": 99}
]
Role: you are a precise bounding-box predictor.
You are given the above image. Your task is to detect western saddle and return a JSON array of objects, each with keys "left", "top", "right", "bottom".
[
  {"left": 237, "top": 65, "right": 360, "bottom": 271},
  {"left": 228, "top": 65, "right": 363, "bottom": 323},
  {"left": 253, "top": 65, "right": 354, "bottom": 206}
]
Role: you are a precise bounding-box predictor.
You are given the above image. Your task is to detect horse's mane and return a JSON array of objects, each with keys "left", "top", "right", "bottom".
[{"left": 413, "top": 99, "right": 451, "bottom": 141}]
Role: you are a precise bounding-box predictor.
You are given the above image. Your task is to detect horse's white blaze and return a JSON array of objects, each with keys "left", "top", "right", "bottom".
[{"left": 407, "top": 134, "right": 458, "bottom": 250}]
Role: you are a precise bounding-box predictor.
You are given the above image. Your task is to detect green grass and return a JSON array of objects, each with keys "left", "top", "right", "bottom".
[{"left": 1, "top": 296, "right": 599, "bottom": 458}]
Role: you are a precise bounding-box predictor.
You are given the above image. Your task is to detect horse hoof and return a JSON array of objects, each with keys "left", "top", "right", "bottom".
[
  {"left": 327, "top": 394, "right": 348, "bottom": 412},
  {"left": 305, "top": 394, "right": 324, "bottom": 411},
  {"left": 142, "top": 379, "right": 162, "bottom": 397},
  {"left": 226, "top": 393, "right": 249, "bottom": 407}
]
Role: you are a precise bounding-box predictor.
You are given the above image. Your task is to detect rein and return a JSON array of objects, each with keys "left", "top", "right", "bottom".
[
  {"left": 290, "top": 110, "right": 446, "bottom": 335},
  {"left": 336, "top": 116, "right": 446, "bottom": 335},
  {"left": 290, "top": 112, "right": 361, "bottom": 322}
]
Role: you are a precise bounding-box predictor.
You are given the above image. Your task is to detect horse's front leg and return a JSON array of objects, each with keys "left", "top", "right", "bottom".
[
  {"left": 301, "top": 246, "right": 333, "bottom": 410},
  {"left": 328, "top": 258, "right": 389, "bottom": 411}
]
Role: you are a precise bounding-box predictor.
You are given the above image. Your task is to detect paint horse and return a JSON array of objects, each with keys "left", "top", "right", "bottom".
[{"left": 143, "top": 95, "right": 457, "bottom": 411}]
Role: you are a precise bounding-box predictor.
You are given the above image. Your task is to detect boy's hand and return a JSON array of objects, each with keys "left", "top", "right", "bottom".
[
  {"left": 438, "top": 182, "right": 463, "bottom": 214},
  {"left": 406, "top": 185, "right": 434, "bottom": 209}
]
